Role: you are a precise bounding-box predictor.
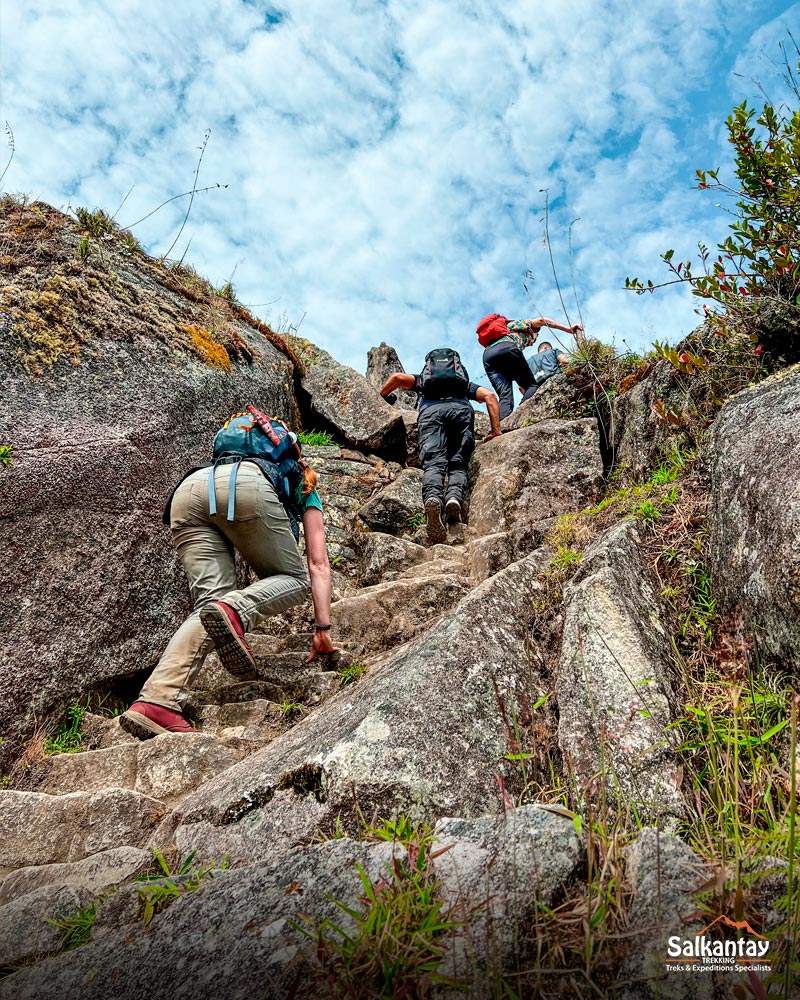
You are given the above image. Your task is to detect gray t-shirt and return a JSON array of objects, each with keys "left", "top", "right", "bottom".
[{"left": 528, "top": 348, "right": 563, "bottom": 384}]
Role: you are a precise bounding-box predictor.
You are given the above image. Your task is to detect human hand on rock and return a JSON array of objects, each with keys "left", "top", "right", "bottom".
[
  {"left": 483, "top": 430, "right": 502, "bottom": 442},
  {"left": 306, "top": 630, "right": 340, "bottom": 663}
]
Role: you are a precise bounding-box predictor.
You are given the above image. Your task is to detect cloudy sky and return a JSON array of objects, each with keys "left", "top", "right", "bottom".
[{"left": 1, "top": 0, "right": 797, "bottom": 383}]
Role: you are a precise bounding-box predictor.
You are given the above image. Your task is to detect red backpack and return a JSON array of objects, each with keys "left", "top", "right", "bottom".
[{"left": 476, "top": 313, "right": 509, "bottom": 348}]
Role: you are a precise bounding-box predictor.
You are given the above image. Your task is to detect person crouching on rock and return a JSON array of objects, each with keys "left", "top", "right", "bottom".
[
  {"left": 477, "top": 313, "right": 584, "bottom": 420},
  {"left": 526, "top": 341, "right": 573, "bottom": 395},
  {"left": 121, "top": 407, "right": 336, "bottom": 739},
  {"left": 379, "top": 349, "right": 501, "bottom": 545}
]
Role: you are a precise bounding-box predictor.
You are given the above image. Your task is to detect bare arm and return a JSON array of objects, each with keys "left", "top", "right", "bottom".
[
  {"left": 475, "top": 387, "right": 502, "bottom": 439},
  {"left": 380, "top": 372, "right": 416, "bottom": 396},
  {"left": 302, "top": 507, "right": 337, "bottom": 661},
  {"left": 530, "top": 317, "right": 584, "bottom": 342}
]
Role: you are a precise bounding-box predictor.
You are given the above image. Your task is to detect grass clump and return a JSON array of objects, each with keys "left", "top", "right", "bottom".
[
  {"left": 294, "top": 817, "right": 466, "bottom": 999},
  {"left": 297, "top": 430, "right": 335, "bottom": 447},
  {"left": 45, "top": 701, "right": 87, "bottom": 755},
  {"left": 280, "top": 699, "right": 303, "bottom": 719},
  {"left": 338, "top": 662, "right": 367, "bottom": 687},
  {"left": 135, "top": 848, "right": 230, "bottom": 927},
  {"left": 73, "top": 207, "right": 118, "bottom": 239},
  {"left": 0, "top": 445, "right": 12, "bottom": 468},
  {"left": 48, "top": 902, "right": 97, "bottom": 950}
]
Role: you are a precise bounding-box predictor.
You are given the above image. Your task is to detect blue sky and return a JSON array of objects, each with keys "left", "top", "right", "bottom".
[{"left": 1, "top": 0, "right": 798, "bottom": 385}]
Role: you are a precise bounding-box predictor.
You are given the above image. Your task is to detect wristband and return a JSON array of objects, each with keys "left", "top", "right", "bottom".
[{"left": 315, "top": 624, "right": 332, "bottom": 631}]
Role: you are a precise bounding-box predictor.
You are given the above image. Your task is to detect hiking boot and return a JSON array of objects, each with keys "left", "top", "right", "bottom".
[
  {"left": 120, "top": 701, "right": 198, "bottom": 740},
  {"left": 199, "top": 601, "right": 257, "bottom": 679},
  {"left": 445, "top": 498, "right": 462, "bottom": 524},
  {"left": 424, "top": 498, "right": 447, "bottom": 545}
]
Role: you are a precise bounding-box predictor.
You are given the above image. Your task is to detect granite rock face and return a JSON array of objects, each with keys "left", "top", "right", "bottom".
[
  {"left": 0, "top": 807, "right": 582, "bottom": 1000},
  {"left": 556, "top": 523, "right": 684, "bottom": 822},
  {"left": 153, "top": 549, "right": 553, "bottom": 866},
  {"left": 296, "top": 340, "right": 406, "bottom": 458},
  {"left": 0, "top": 208, "right": 298, "bottom": 748},
  {"left": 365, "top": 342, "right": 418, "bottom": 410},
  {"left": 467, "top": 418, "right": 602, "bottom": 556},
  {"left": 433, "top": 805, "right": 584, "bottom": 991},
  {"left": 709, "top": 363, "right": 800, "bottom": 675}
]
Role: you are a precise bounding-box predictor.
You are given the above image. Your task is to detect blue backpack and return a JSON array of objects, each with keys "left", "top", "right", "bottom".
[{"left": 209, "top": 408, "right": 305, "bottom": 538}]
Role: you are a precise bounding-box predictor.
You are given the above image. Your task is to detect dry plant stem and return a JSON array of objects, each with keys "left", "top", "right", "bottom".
[{"left": 162, "top": 129, "right": 211, "bottom": 261}]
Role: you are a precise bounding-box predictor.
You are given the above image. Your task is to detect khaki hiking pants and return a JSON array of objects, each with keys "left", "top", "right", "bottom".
[{"left": 139, "top": 463, "right": 310, "bottom": 712}]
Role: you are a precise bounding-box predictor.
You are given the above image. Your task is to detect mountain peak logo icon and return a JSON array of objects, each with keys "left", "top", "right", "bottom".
[{"left": 695, "top": 914, "right": 768, "bottom": 940}]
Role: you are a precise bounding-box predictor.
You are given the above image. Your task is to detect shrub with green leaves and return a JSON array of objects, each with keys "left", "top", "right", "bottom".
[
  {"left": 627, "top": 45, "right": 800, "bottom": 354},
  {"left": 0, "top": 444, "right": 12, "bottom": 468}
]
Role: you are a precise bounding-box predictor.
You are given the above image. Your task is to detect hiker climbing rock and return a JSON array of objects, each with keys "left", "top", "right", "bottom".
[
  {"left": 121, "top": 407, "right": 335, "bottom": 739},
  {"left": 379, "top": 348, "right": 500, "bottom": 545},
  {"left": 526, "top": 341, "right": 572, "bottom": 394},
  {"left": 477, "top": 313, "right": 584, "bottom": 419}
]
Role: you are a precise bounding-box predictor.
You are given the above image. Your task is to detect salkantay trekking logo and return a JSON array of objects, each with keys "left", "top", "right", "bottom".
[{"left": 665, "top": 915, "right": 772, "bottom": 974}]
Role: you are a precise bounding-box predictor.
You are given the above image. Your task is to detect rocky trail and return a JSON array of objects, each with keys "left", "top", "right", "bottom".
[{"left": 1, "top": 204, "right": 798, "bottom": 998}]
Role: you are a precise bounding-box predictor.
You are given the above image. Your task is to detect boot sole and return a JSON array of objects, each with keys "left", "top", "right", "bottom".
[
  {"left": 425, "top": 500, "right": 447, "bottom": 545},
  {"left": 200, "top": 606, "right": 257, "bottom": 679},
  {"left": 120, "top": 710, "right": 164, "bottom": 740}
]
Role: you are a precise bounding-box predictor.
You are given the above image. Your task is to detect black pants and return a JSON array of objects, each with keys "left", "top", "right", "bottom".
[
  {"left": 417, "top": 401, "right": 475, "bottom": 506},
  {"left": 483, "top": 341, "right": 536, "bottom": 420}
]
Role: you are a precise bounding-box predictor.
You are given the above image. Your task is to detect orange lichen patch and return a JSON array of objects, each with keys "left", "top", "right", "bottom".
[{"left": 180, "top": 322, "right": 232, "bottom": 372}]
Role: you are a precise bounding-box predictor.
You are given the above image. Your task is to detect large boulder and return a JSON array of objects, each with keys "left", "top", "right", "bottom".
[
  {"left": 352, "top": 531, "right": 427, "bottom": 586},
  {"left": 500, "top": 374, "right": 574, "bottom": 430},
  {"left": 0, "top": 788, "right": 166, "bottom": 870},
  {"left": 0, "top": 202, "right": 299, "bottom": 751},
  {"left": 617, "top": 828, "right": 709, "bottom": 1000},
  {"left": 434, "top": 806, "right": 584, "bottom": 990},
  {"left": 710, "top": 364, "right": 800, "bottom": 675},
  {"left": 556, "top": 523, "right": 684, "bottom": 822},
  {"left": 0, "top": 806, "right": 580, "bottom": 1000},
  {"left": 356, "top": 467, "right": 425, "bottom": 535},
  {"left": 0, "top": 838, "right": 400, "bottom": 1000},
  {"left": 151, "top": 549, "right": 553, "bottom": 866},
  {"left": 296, "top": 340, "right": 406, "bottom": 458},
  {"left": 365, "top": 342, "right": 418, "bottom": 410},
  {"left": 467, "top": 419, "right": 602, "bottom": 556},
  {"left": 609, "top": 325, "right": 718, "bottom": 478}
]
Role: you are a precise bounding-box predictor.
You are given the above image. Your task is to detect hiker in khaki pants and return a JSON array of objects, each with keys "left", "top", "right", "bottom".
[{"left": 122, "top": 419, "right": 335, "bottom": 739}]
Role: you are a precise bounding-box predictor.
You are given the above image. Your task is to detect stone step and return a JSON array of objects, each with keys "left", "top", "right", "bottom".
[
  {"left": 17, "top": 734, "right": 246, "bottom": 809},
  {"left": 328, "top": 574, "right": 469, "bottom": 656},
  {"left": 198, "top": 699, "right": 286, "bottom": 744}
]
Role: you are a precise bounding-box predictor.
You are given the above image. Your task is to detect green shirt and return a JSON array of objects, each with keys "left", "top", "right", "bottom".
[{"left": 299, "top": 486, "right": 323, "bottom": 513}]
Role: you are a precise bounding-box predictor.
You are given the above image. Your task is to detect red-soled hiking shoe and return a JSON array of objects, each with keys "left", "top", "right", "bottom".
[
  {"left": 199, "top": 601, "right": 257, "bottom": 679},
  {"left": 120, "top": 701, "right": 198, "bottom": 740}
]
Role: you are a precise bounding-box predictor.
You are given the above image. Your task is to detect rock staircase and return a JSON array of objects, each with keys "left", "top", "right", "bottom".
[{"left": 0, "top": 421, "right": 608, "bottom": 979}]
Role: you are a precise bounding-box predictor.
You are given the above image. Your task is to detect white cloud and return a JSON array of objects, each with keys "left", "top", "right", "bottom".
[{"left": 2, "top": 0, "right": 798, "bottom": 378}]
